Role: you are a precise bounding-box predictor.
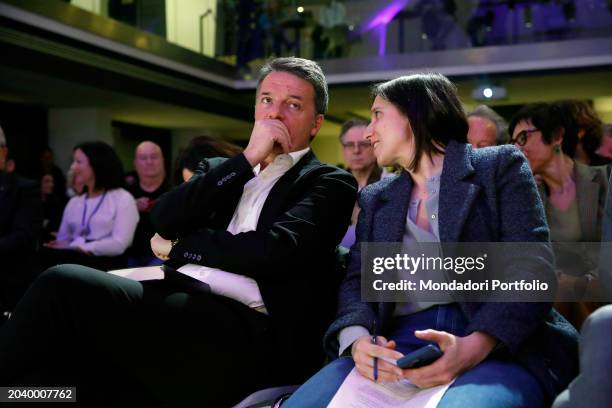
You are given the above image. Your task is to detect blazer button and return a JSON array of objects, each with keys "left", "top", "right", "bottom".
[
  {"left": 197, "top": 255, "right": 202, "bottom": 261},
  {"left": 217, "top": 181, "right": 223, "bottom": 186}
]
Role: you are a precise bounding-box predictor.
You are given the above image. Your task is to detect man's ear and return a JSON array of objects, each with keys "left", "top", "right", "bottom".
[{"left": 310, "top": 114, "right": 325, "bottom": 138}]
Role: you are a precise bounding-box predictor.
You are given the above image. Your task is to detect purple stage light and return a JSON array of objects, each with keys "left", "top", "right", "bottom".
[
  {"left": 362, "top": 0, "right": 411, "bottom": 56},
  {"left": 364, "top": 0, "right": 410, "bottom": 32}
]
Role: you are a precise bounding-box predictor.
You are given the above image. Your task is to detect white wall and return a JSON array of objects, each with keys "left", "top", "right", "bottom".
[
  {"left": 166, "top": 0, "right": 216, "bottom": 56},
  {"left": 48, "top": 108, "right": 113, "bottom": 173},
  {"left": 70, "top": 0, "right": 108, "bottom": 16}
]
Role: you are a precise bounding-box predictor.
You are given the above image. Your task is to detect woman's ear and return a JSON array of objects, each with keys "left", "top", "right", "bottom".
[{"left": 552, "top": 127, "right": 565, "bottom": 144}]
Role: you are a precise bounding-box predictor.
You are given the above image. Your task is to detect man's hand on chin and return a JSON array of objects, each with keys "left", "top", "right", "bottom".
[{"left": 243, "top": 119, "right": 292, "bottom": 167}]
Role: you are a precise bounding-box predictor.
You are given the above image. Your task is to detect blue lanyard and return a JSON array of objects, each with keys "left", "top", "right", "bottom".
[{"left": 81, "top": 191, "right": 107, "bottom": 238}]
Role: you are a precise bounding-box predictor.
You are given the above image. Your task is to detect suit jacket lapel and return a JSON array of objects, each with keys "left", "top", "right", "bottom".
[
  {"left": 375, "top": 172, "right": 412, "bottom": 242},
  {"left": 256, "top": 150, "right": 320, "bottom": 229},
  {"left": 438, "top": 141, "right": 481, "bottom": 242}
]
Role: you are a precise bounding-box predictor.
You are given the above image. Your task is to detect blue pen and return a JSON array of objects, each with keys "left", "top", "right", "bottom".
[{"left": 372, "top": 321, "right": 378, "bottom": 381}]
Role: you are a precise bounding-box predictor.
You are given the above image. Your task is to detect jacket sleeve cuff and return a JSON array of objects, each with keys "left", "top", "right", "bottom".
[{"left": 338, "top": 325, "right": 370, "bottom": 356}]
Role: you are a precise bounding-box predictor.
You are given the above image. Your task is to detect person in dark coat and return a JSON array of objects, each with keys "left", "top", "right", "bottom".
[
  {"left": 0, "top": 125, "right": 42, "bottom": 313},
  {"left": 286, "top": 73, "right": 578, "bottom": 408}
]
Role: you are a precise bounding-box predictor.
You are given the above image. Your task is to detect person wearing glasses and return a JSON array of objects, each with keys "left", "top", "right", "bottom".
[
  {"left": 509, "top": 103, "right": 609, "bottom": 328},
  {"left": 285, "top": 74, "right": 577, "bottom": 408},
  {"left": 339, "top": 118, "right": 381, "bottom": 247},
  {"left": 340, "top": 118, "right": 381, "bottom": 191}
]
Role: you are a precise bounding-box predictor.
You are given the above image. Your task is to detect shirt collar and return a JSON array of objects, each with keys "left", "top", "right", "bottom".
[{"left": 253, "top": 147, "right": 310, "bottom": 176}]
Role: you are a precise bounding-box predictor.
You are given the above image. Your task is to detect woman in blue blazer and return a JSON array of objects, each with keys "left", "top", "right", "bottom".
[{"left": 285, "top": 74, "right": 578, "bottom": 407}]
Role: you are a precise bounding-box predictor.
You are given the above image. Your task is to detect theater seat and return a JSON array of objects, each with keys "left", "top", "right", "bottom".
[{"left": 232, "top": 385, "right": 299, "bottom": 408}]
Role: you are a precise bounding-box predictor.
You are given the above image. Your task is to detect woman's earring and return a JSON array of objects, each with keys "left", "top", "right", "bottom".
[{"left": 553, "top": 144, "right": 562, "bottom": 154}]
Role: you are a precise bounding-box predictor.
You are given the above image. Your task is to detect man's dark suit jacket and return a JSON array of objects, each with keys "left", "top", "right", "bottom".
[
  {"left": 0, "top": 171, "right": 42, "bottom": 308},
  {"left": 151, "top": 151, "right": 357, "bottom": 383},
  {"left": 324, "top": 141, "right": 579, "bottom": 402}
]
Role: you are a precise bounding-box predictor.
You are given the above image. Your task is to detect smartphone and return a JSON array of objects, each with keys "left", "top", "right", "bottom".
[{"left": 396, "top": 344, "right": 443, "bottom": 369}]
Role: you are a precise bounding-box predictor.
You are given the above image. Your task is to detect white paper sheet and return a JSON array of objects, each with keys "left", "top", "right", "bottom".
[
  {"left": 176, "top": 264, "right": 266, "bottom": 310},
  {"left": 328, "top": 368, "right": 453, "bottom": 408},
  {"left": 109, "top": 266, "right": 164, "bottom": 281}
]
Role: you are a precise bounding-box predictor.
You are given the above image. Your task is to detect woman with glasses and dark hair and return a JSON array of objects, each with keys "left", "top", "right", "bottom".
[
  {"left": 509, "top": 103, "right": 609, "bottom": 328},
  {"left": 42, "top": 141, "right": 139, "bottom": 271},
  {"left": 285, "top": 74, "right": 577, "bottom": 407}
]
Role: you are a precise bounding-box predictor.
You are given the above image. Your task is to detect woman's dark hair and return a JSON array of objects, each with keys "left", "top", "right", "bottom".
[
  {"left": 508, "top": 103, "right": 578, "bottom": 157},
  {"left": 74, "top": 141, "right": 125, "bottom": 191},
  {"left": 372, "top": 73, "right": 468, "bottom": 172},
  {"left": 173, "top": 136, "right": 243, "bottom": 185}
]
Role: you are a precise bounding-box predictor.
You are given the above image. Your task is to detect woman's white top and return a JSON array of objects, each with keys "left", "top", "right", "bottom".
[{"left": 56, "top": 188, "right": 139, "bottom": 257}]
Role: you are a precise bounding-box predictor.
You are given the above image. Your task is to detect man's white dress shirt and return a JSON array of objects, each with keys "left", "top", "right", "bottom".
[{"left": 177, "top": 148, "right": 310, "bottom": 313}]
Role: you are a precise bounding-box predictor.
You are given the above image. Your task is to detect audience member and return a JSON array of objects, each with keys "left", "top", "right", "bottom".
[
  {"left": 66, "top": 168, "right": 84, "bottom": 198},
  {"left": 510, "top": 103, "right": 609, "bottom": 328},
  {"left": 553, "top": 177, "right": 612, "bottom": 408},
  {"left": 0, "top": 124, "right": 42, "bottom": 314},
  {"left": 338, "top": 118, "right": 380, "bottom": 247},
  {"left": 38, "top": 147, "right": 67, "bottom": 202},
  {"left": 42, "top": 141, "right": 139, "bottom": 271},
  {"left": 286, "top": 73, "right": 577, "bottom": 408},
  {"left": 40, "top": 172, "right": 65, "bottom": 243},
  {"left": 554, "top": 100, "right": 607, "bottom": 166},
  {"left": 340, "top": 118, "right": 380, "bottom": 190},
  {"left": 173, "top": 135, "right": 243, "bottom": 185},
  {"left": 595, "top": 124, "right": 612, "bottom": 162},
  {"left": 0, "top": 57, "right": 357, "bottom": 407},
  {"left": 467, "top": 105, "right": 508, "bottom": 148},
  {"left": 126, "top": 141, "right": 168, "bottom": 267}
]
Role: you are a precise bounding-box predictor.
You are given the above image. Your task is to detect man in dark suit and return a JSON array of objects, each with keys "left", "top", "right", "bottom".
[
  {"left": 0, "top": 58, "right": 357, "bottom": 407},
  {"left": 0, "top": 125, "right": 42, "bottom": 315}
]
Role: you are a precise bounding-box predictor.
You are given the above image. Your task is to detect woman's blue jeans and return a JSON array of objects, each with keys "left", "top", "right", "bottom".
[{"left": 285, "top": 304, "right": 544, "bottom": 408}]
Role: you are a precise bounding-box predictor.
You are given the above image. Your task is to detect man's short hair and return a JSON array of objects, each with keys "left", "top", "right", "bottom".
[
  {"left": 339, "top": 118, "right": 369, "bottom": 142},
  {"left": 256, "top": 57, "right": 328, "bottom": 115},
  {"left": 0, "top": 124, "right": 6, "bottom": 147},
  {"left": 467, "top": 105, "right": 508, "bottom": 145}
]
